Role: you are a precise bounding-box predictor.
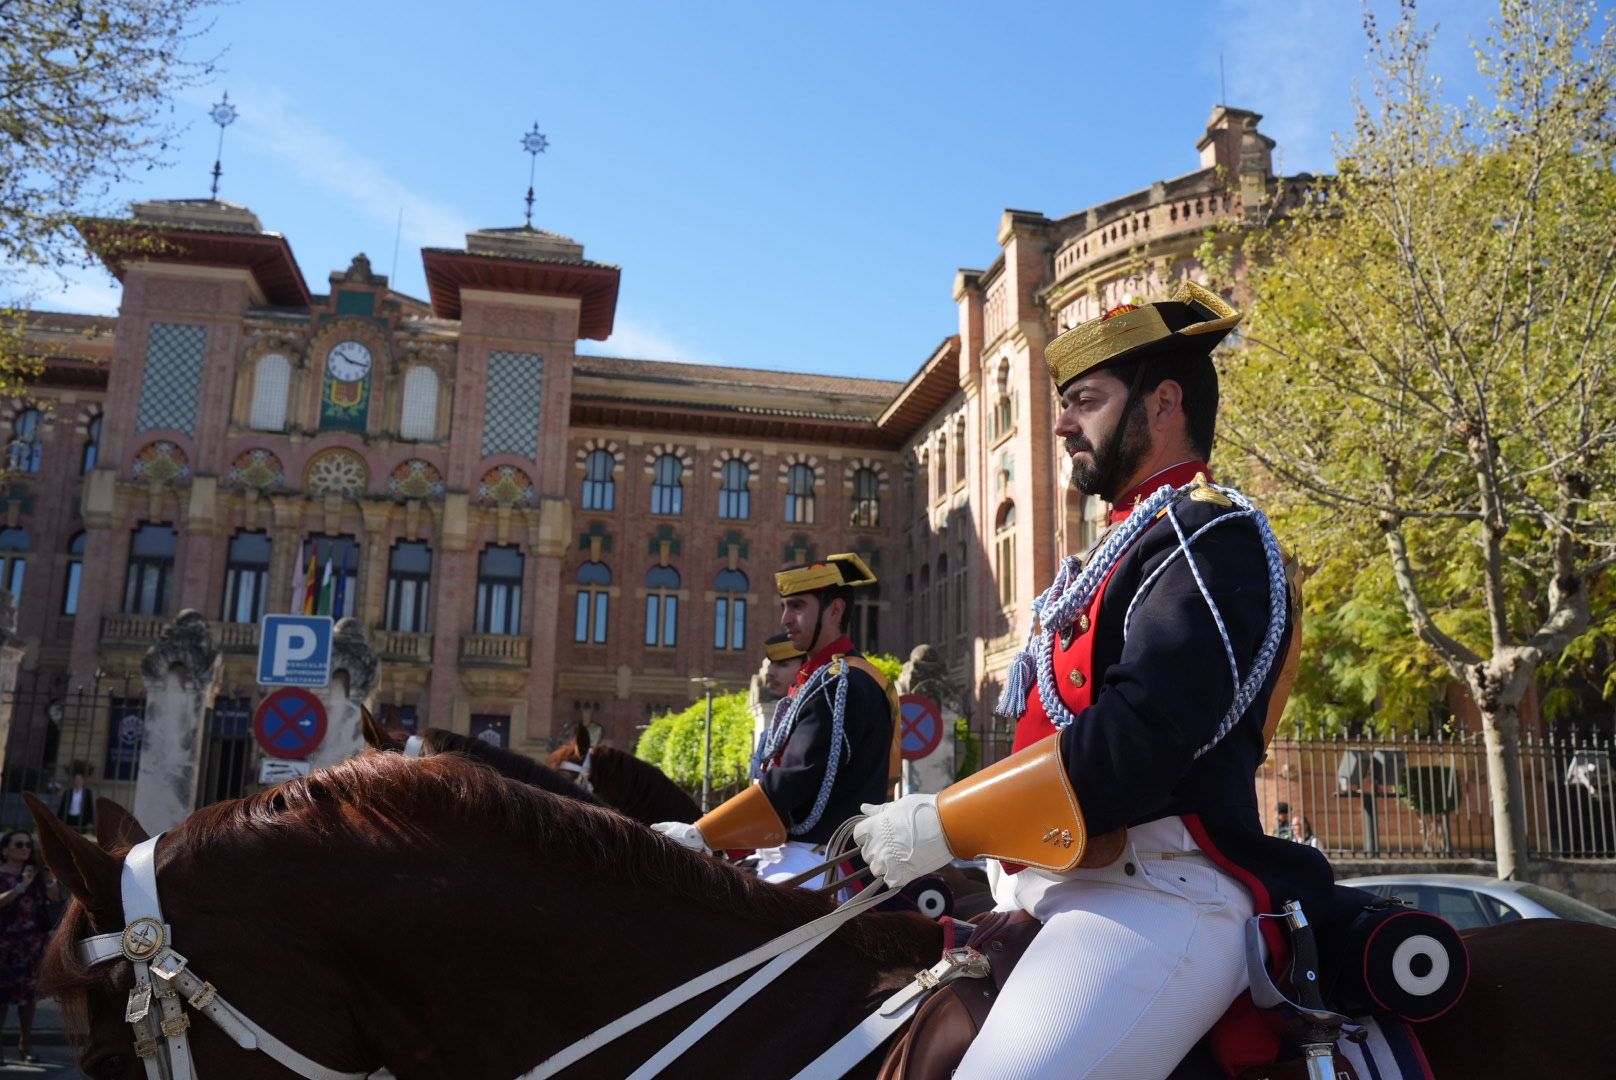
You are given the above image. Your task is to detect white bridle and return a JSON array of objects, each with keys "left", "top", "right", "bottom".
[
  {"left": 555, "top": 748, "right": 594, "bottom": 793},
  {"left": 74, "top": 835, "right": 370, "bottom": 1080}
]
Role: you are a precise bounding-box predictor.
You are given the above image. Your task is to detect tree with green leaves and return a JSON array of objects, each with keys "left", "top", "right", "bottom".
[
  {"left": 1215, "top": 0, "right": 1616, "bottom": 879},
  {"left": 0, "top": 0, "right": 221, "bottom": 417}
]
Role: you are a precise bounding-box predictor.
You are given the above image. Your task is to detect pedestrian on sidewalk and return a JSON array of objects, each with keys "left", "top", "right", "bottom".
[{"left": 0, "top": 830, "right": 60, "bottom": 1063}]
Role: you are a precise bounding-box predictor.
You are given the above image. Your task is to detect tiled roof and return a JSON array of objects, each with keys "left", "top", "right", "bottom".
[{"left": 574, "top": 354, "right": 903, "bottom": 400}]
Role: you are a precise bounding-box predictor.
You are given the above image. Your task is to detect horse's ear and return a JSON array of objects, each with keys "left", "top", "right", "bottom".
[
  {"left": 361, "top": 706, "right": 405, "bottom": 752},
  {"left": 26, "top": 793, "right": 122, "bottom": 913},
  {"left": 94, "top": 798, "right": 150, "bottom": 852},
  {"left": 573, "top": 722, "right": 592, "bottom": 755}
]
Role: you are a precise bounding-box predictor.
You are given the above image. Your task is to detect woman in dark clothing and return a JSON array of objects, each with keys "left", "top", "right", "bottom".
[{"left": 0, "top": 830, "right": 61, "bottom": 1062}]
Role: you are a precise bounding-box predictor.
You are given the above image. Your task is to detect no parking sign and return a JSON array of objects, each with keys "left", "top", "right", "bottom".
[
  {"left": 898, "top": 695, "right": 944, "bottom": 761},
  {"left": 253, "top": 688, "right": 328, "bottom": 760}
]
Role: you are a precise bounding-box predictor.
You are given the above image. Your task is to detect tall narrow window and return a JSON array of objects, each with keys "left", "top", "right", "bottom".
[
  {"left": 995, "top": 502, "right": 1017, "bottom": 608},
  {"left": 853, "top": 584, "right": 881, "bottom": 653},
  {"left": 81, "top": 415, "right": 102, "bottom": 474},
  {"left": 934, "top": 439, "right": 948, "bottom": 497},
  {"left": 992, "top": 364, "right": 1013, "bottom": 439},
  {"left": 62, "top": 532, "right": 85, "bottom": 615},
  {"left": 713, "top": 568, "right": 748, "bottom": 651},
  {"left": 386, "top": 541, "right": 433, "bottom": 633},
  {"left": 399, "top": 366, "right": 439, "bottom": 441},
  {"left": 785, "top": 464, "right": 816, "bottom": 524},
  {"left": 850, "top": 468, "right": 880, "bottom": 528},
  {"left": 917, "top": 565, "right": 931, "bottom": 638},
  {"left": 936, "top": 553, "right": 950, "bottom": 641},
  {"left": 8, "top": 409, "right": 42, "bottom": 473},
  {"left": 301, "top": 535, "right": 361, "bottom": 618},
  {"left": 249, "top": 354, "right": 292, "bottom": 432},
  {"left": 124, "top": 523, "right": 177, "bottom": 615},
  {"left": 0, "top": 528, "right": 27, "bottom": 599},
  {"left": 476, "top": 545, "right": 525, "bottom": 635},
  {"left": 955, "top": 537, "right": 968, "bottom": 637},
  {"left": 651, "top": 454, "right": 683, "bottom": 515},
  {"left": 221, "top": 531, "right": 271, "bottom": 623},
  {"left": 952, "top": 422, "right": 967, "bottom": 488},
  {"left": 645, "top": 565, "right": 680, "bottom": 647},
  {"left": 719, "top": 459, "right": 751, "bottom": 520},
  {"left": 574, "top": 561, "right": 611, "bottom": 643},
  {"left": 582, "top": 449, "right": 616, "bottom": 511}
]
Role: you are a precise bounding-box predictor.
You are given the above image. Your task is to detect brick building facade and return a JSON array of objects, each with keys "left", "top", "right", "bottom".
[{"left": 4, "top": 106, "right": 1308, "bottom": 785}]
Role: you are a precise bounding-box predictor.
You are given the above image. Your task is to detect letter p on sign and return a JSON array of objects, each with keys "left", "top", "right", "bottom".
[{"left": 273, "top": 625, "right": 318, "bottom": 676}]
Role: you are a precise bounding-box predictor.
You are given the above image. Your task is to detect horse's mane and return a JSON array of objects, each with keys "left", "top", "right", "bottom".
[
  {"left": 420, "top": 728, "right": 608, "bottom": 808},
  {"left": 584, "top": 746, "right": 702, "bottom": 824}
]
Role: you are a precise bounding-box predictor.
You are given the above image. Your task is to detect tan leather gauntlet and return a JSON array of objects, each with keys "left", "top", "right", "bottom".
[
  {"left": 695, "top": 783, "right": 789, "bottom": 850},
  {"left": 936, "top": 733, "right": 1124, "bottom": 872}
]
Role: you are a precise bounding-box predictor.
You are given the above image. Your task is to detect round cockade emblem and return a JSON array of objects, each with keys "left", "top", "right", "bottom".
[{"left": 121, "top": 917, "right": 166, "bottom": 962}]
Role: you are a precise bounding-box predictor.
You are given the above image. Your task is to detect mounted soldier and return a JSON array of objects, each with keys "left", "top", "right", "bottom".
[
  {"left": 655, "top": 553, "right": 899, "bottom": 885},
  {"left": 854, "top": 282, "right": 1336, "bottom": 1078}
]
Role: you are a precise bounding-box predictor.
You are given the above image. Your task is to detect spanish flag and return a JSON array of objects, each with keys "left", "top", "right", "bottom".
[{"left": 302, "top": 545, "right": 319, "bottom": 614}]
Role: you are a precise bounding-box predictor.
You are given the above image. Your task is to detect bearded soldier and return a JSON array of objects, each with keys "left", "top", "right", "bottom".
[
  {"left": 854, "top": 283, "right": 1334, "bottom": 1078},
  {"left": 655, "top": 554, "right": 899, "bottom": 885}
]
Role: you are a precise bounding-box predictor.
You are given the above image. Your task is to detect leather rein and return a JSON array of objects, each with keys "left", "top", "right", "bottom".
[{"left": 73, "top": 835, "right": 369, "bottom": 1080}]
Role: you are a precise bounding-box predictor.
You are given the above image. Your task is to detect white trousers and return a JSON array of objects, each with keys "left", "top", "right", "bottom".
[
  {"left": 754, "top": 839, "right": 826, "bottom": 888},
  {"left": 958, "top": 816, "right": 1255, "bottom": 1080}
]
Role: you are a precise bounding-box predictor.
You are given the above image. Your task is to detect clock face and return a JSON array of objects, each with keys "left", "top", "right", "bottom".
[{"left": 327, "top": 340, "right": 373, "bottom": 383}]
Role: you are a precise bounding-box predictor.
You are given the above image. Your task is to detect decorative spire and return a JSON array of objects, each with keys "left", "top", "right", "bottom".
[
  {"left": 521, "top": 121, "right": 549, "bottom": 228},
  {"left": 208, "top": 92, "right": 238, "bottom": 199}
]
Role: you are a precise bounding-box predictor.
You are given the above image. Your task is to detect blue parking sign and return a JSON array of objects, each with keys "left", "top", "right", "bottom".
[{"left": 257, "top": 615, "right": 334, "bottom": 687}]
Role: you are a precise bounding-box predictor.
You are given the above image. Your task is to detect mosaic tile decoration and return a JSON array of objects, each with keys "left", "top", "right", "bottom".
[
  {"left": 137, "top": 323, "right": 207, "bottom": 434},
  {"left": 477, "top": 464, "right": 536, "bottom": 506},
  {"left": 132, "top": 440, "right": 191, "bottom": 484},
  {"left": 388, "top": 458, "right": 445, "bottom": 500},
  {"left": 304, "top": 449, "right": 369, "bottom": 496},
  {"left": 482, "top": 351, "right": 543, "bottom": 459},
  {"left": 226, "top": 448, "right": 285, "bottom": 490}
]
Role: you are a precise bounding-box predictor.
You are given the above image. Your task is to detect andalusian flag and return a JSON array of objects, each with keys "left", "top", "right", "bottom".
[
  {"left": 302, "top": 546, "right": 319, "bottom": 614},
  {"left": 317, "top": 555, "right": 334, "bottom": 615}
]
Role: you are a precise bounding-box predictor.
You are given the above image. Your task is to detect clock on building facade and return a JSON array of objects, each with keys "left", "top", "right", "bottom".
[{"left": 320, "top": 338, "right": 374, "bottom": 432}]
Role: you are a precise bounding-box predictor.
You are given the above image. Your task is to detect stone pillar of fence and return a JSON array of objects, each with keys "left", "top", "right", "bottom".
[
  {"left": 0, "top": 592, "right": 25, "bottom": 783},
  {"left": 305, "top": 618, "right": 379, "bottom": 771},
  {"left": 135, "top": 610, "right": 220, "bottom": 833},
  {"left": 895, "top": 644, "right": 957, "bottom": 795}
]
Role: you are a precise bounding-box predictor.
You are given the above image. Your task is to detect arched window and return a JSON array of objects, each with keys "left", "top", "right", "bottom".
[
  {"left": 850, "top": 468, "right": 880, "bottom": 529},
  {"left": 582, "top": 450, "right": 616, "bottom": 511},
  {"left": 575, "top": 561, "right": 611, "bottom": 643},
  {"left": 934, "top": 438, "right": 948, "bottom": 496},
  {"left": 221, "top": 531, "right": 271, "bottom": 624},
  {"left": 995, "top": 501, "right": 1017, "bottom": 609},
  {"left": 386, "top": 540, "right": 433, "bottom": 633},
  {"left": 955, "top": 537, "right": 968, "bottom": 637},
  {"left": 651, "top": 454, "right": 683, "bottom": 516},
  {"left": 476, "top": 545, "right": 525, "bottom": 635},
  {"left": 399, "top": 366, "right": 439, "bottom": 441},
  {"left": 714, "top": 568, "right": 748, "bottom": 651},
  {"left": 719, "top": 459, "right": 751, "bottom": 520},
  {"left": 785, "top": 464, "right": 816, "bottom": 524},
  {"left": 124, "top": 523, "right": 177, "bottom": 615},
  {"left": 917, "top": 564, "right": 931, "bottom": 639},
  {"left": 0, "top": 528, "right": 27, "bottom": 599},
  {"left": 936, "top": 553, "right": 950, "bottom": 641},
  {"left": 993, "top": 363, "right": 1013, "bottom": 439},
  {"left": 645, "top": 565, "right": 680, "bottom": 647},
  {"left": 952, "top": 423, "right": 966, "bottom": 488},
  {"left": 853, "top": 583, "right": 880, "bottom": 653},
  {"left": 248, "top": 354, "right": 291, "bottom": 432},
  {"left": 8, "top": 409, "right": 42, "bottom": 473},
  {"left": 62, "top": 532, "right": 85, "bottom": 615},
  {"left": 300, "top": 535, "right": 360, "bottom": 617},
  {"left": 81, "top": 415, "right": 102, "bottom": 474}
]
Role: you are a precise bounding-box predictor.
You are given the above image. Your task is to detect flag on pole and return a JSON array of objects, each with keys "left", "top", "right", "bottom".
[
  {"left": 317, "top": 554, "right": 334, "bottom": 615},
  {"left": 332, "top": 544, "right": 350, "bottom": 618},
  {"left": 289, "top": 542, "right": 307, "bottom": 612},
  {"left": 302, "top": 545, "right": 319, "bottom": 614}
]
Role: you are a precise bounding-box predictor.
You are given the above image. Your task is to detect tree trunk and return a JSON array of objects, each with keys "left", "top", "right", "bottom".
[{"left": 1475, "top": 691, "right": 1531, "bottom": 881}]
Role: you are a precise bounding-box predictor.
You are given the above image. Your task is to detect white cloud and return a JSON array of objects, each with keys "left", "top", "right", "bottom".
[
  {"left": 5, "top": 265, "right": 123, "bottom": 316},
  {"left": 578, "top": 316, "right": 715, "bottom": 364}
]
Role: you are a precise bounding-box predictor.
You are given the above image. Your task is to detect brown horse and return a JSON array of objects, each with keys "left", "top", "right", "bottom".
[
  {"left": 546, "top": 723, "right": 702, "bottom": 825},
  {"left": 30, "top": 755, "right": 1616, "bottom": 1079}
]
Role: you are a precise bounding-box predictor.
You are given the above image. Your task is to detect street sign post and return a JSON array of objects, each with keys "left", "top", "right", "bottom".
[
  {"left": 898, "top": 694, "right": 945, "bottom": 760},
  {"left": 257, "top": 614, "right": 334, "bottom": 687},
  {"left": 253, "top": 688, "right": 328, "bottom": 760},
  {"left": 258, "top": 758, "right": 313, "bottom": 785}
]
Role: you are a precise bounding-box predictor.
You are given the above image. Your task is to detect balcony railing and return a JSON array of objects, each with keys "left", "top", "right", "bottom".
[
  {"left": 99, "top": 614, "right": 168, "bottom": 647},
  {"left": 374, "top": 629, "right": 433, "bottom": 663},
  {"left": 216, "top": 623, "right": 260, "bottom": 653},
  {"left": 459, "top": 634, "right": 531, "bottom": 667}
]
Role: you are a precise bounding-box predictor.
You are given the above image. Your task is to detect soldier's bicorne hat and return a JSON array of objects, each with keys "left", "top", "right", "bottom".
[
  {"left": 774, "top": 552, "right": 877, "bottom": 599},
  {"left": 763, "top": 632, "right": 807, "bottom": 663},
  {"left": 1045, "top": 281, "right": 1242, "bottom": 393}
]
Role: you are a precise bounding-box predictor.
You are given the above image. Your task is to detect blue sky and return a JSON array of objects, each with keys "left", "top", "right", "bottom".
[{"left": 27, "top": 0, "right": 1509, "bottom": 381}]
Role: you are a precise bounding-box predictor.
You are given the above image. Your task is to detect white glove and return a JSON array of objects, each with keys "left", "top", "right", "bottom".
[
  {"left": 651, "top": 821, "right": 711, "bottom": 854},
  {"left": 853, "top": 795, "right": 952, "bottom": 888}
]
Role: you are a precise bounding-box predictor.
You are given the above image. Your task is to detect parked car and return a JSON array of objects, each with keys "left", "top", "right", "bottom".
[{"left": 1337, "top": 872, "right": 1616, "bottom": 931}]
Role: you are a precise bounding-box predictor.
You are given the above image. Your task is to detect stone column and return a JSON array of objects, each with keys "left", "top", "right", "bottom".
[
  {"left": 895, "top": 644, "right": 957, "bottom": 795},
  {"left": 0, "top": 593, "right": 26, "bottom": 782},
  {"left": 134, "top": 611, "right": 220, "bottom": 832},
  {"left": 305, "top": 618, "right": 379, "bottom": 770}
]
